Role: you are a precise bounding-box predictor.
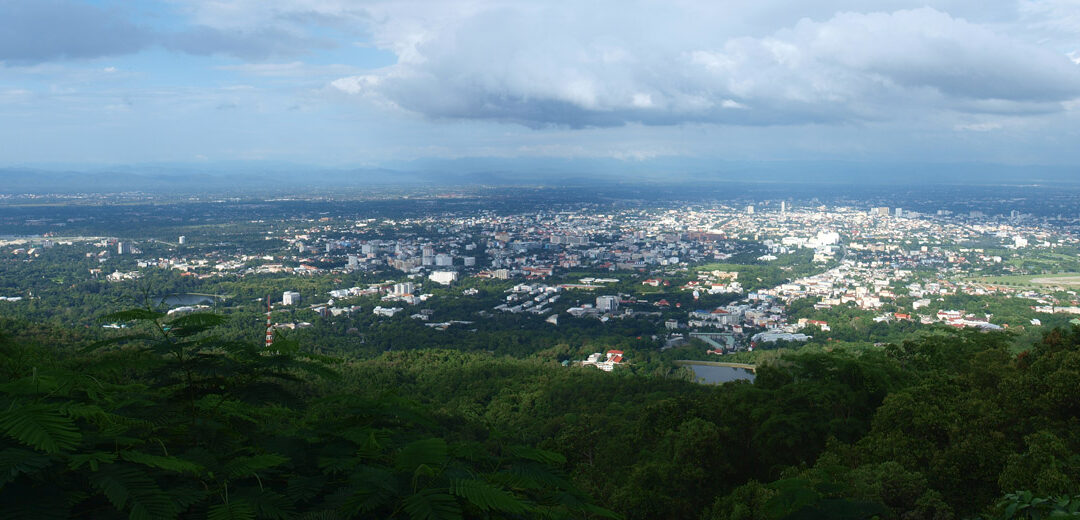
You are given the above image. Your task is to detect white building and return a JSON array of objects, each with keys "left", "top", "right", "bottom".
[
  {"left": 373, "top": 306, "right": 403, "bottom": 317},
  {"left": 393, "top": 282, "right": 415, "bottom": 296},
  {"left": 435, "top": 254, "right": 453, "bottom": 267},
  {"left": 596, "top": 295, "right": 619, "bottom": 313},
  {"left": 429, "top": 271, "right": 459, "bottom": 285},
  {"left": 463, "top": 256, "right": 476, "bottom": 267},
  {"left": 178, "top": 235, "right": 186, "bottom": 245},
  {"left": 282, "top": 291, "right": 301, "bottom": 306}
]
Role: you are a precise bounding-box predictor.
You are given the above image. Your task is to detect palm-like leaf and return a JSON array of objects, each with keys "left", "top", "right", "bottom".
[{"left": 0, "top": 403, "right": 81, "bottom": 454}]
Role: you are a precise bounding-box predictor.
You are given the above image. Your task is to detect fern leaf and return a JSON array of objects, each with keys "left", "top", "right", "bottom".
[
  {"left": 167, "top": 313, "right": 227, "bottom": 338},
  {"left": 498, "top": 462, "right": 573, "bottom": 491},
  {"left": 68, "top": 451, "right": 118, "bottom": 471},
  {"left": 506, "top": 445, "right": 566, "bottom": 465},
  {"left": 0, "top": 403, "right": 81, "bottom": 454},
  {"left": 247, "top": 489, "right": 295, "bottom": 520},
  {"left": 296, "top": 511, "right": 342, "bottom": 520},
  {"left": 223, "top": 453, "right": 289, "bottom": 480},
  {"left": 120, "top": 450, "right": 203, "bottom": 475},
  {"left": 208, "top": 499, "right": 256, "bottom": 520},
  {"left": 395, "top": 438, "right": 448, "bottom": 473},
  {"left": 450, "top": 478, "right": 528, "bottom": 514},
  {"left": 335, "top": 465, "right": 398, "bottom": 516},
  {"left": 88, "top": 464, "right": 179, "bottom": 520},
  {"left": 286, "top": 474, "right": 327, "bottom": 503},
  {"left": 402, "top": 489, "right": 463, "bottom": 520},
  {"left": 0, "top": 447, "right": 53, "bottom": 485}
]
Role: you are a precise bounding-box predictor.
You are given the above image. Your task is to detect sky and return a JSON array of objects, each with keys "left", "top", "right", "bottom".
[{"left": 2, "top": 0, "right": 1080, "bottom": 173}]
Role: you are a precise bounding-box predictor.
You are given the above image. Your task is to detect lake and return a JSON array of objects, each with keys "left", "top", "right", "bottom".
[
  {"left": 157, "top": 294, "right": 224, "bottom": 307},
  {"left": 682, "top": 362, "right": 756, "bottom": 384}
]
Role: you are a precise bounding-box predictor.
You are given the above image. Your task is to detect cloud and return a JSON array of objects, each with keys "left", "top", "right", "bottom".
[
  {"left": 0, "top": 0, "right": 338, "bottom": 65},
  {"left": 331, "top": 5, "right": 1080, "bottom": 128},
  {"left": 217, "top": 61, "right": 360, "bottom": 77},
  {"left": 162, "top": 26, "right": 334, "bottom": 61},
  {"left": 955, "top": 122, "right": 1004, "bottom": 132},
  {"left": 0, "top": 0, "right": 151, "bottom": 63}
]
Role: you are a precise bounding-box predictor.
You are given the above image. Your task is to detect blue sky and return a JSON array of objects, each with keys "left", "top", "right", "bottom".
[{"left": 2, "top": 0, "right": 1080, "bottom": 172}]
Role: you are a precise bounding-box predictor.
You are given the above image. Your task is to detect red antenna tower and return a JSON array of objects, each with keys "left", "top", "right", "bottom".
[{"left": 264, "top": 295, "right": 274, "bottom": 348}]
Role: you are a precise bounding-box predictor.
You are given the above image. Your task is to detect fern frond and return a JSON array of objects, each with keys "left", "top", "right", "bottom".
[
  {"left": 67, "top": 451, "right": 117, "bottom": 471},
  {"left": 208, "top": 499, "right": 256, "bottom": 520},
  {"left": 450, "top": 478, "right": 529, "bottom": 514},
  {"left": 395, "top": 438, "right": 448, "bottom": 473},
  {"left": 0, "top": 403, "right": 81, "bottom": 454},
  {"left": 245, "top": 489, "right": 295, "bottom": 520},
  {"left": 0, "top": 447, "right": 54, "bottom": 485},
  {"left": 285, "top": 474, "right": 327, "bottom": 503},
  {"left": 120, "top": 450, "right": 203, "bottom": 475},
  {"left": 166, "top": 313, "right": 227, "bottom": 338},
  {"left": 402, "top": 488, "right": 463, "bottom": 520},
  {"left": 506, "top": 445, "right": 566, "bottom": 465},
  {"left": 223, "top": 453, "right": 289, "bottom": 480},
  {"left": 88, "top": 464, "right": 180, "bottom": 520}
]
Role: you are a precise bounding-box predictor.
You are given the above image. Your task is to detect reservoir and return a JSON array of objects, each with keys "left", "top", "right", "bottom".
[
  {"left": 677, "top": 361, "right": 756, "bottom": 384},
  {"left": 157, "top": 294, "right": 226, "bottom": 307}
]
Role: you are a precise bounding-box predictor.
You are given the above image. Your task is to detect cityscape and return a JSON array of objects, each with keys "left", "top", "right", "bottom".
[{"left": 4, "top": 0, "right": 1080, "bottom": 519}]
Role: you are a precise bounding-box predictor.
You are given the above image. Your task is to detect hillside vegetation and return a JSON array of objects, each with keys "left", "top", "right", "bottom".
[{"left": 2, "top": 311, "right": 1079, "bottom": 519}]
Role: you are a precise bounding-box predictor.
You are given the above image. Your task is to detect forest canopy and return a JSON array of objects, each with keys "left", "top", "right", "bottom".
[{"left": 2, "top": 311, "right": 1079, "bottom": 519}]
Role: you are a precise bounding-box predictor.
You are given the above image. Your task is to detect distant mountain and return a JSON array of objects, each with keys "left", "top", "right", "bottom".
[{"left": 1, "top": 159, "right": 1077, "bottom": 194}]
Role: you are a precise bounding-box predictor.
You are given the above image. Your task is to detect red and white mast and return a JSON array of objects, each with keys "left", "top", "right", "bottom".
[{"left": 264, "top": 295, "right": 274, "bottom": 348}]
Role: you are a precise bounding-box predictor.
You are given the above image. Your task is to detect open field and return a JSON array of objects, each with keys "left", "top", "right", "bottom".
[
  {"left": 963, "top": 273, "right": 1080, "bottom": 287},
  {"left": 1030, "top": 275, "right": 1080, "bottom": 286}
]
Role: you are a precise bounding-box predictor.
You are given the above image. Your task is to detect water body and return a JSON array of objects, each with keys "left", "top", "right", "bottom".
[
  {"left": 157, "top": 294, "right": 225, "bottom": 307},
  {"left": 683, "top": 363, "right": 756, "bottom": 384}
]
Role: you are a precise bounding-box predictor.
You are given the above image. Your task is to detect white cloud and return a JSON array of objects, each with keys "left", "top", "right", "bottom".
[
  {"left": 955, "top": 122, "right": 1004, "bottom": 131},
  {"left": 325, "top": 4, "right": 1080, "bottom": 127},
  {"left": 217, "top": 62, "right": 360, "bottom": 77}
]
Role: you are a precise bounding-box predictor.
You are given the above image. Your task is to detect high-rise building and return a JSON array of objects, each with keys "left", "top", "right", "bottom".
[
  {"left": 347, "top": 255, "right": 359, "bottom": 267},
  {"left": 463, "top": 256, "right": 476, "bottom": 267},
  {"left": 780, "top": 201, "right": 786, "bottom": 214},
  {"left": 746, "top": 205, "right": 755, "bottom": 214},
  {"left": 596, "top": 295, "right": 619, "bottom": 313},
  {"left": 282, "top": 291, "right": 301, "bottom": 306},
  {"left": 435, "top": 254, "right": 453, "bottom": 266},
  {"left": 178, "top": 235, "right": 186, "bottom": 245},
  {"left": 393, "top": 282, "right": 415, "bottom": 296}
]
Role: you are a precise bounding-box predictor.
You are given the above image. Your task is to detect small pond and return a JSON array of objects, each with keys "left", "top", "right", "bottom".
[{"left": 683, "top": 363, "right": 756, "bottom": 384}]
